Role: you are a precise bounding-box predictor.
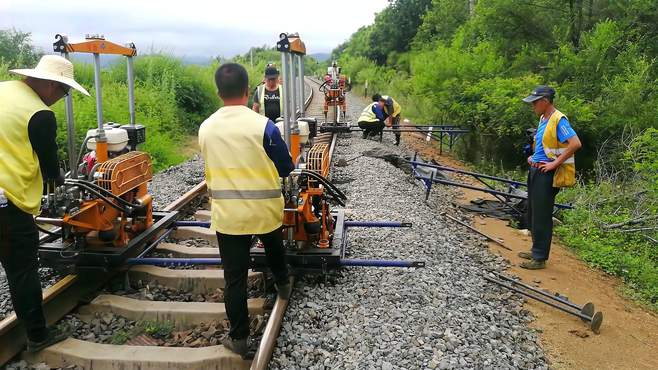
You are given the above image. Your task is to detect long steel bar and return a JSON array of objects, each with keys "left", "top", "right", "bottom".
[
  {"left": 484, "top": 276, "right": 591, "bottom": 319},
  {"left": 173, "top": 220, "right": 412, "bottom": 229},
  {"left": 495, "top": 273, "right": 587, "bottom": 310},
  {"left": 444, "top": 214, "right": 512, "bottom": 251},
  {"left": 421, "top": 176, "right": 574, "bottom": 209},
  {"left": 280, "top": 52, "right": 291, "bottom": 149},
  {"left": 126, "top": 56, "right": 136, "bottom": 125},
  {"left": 125, "top": 257, "right": 426, "bottom": 268},
  {"left": 92, "top": 53, "right": 104, "bottom": 135},
  {"left": 344, "top": 221, "right": 412, "bottom": 228},
  {"left": 408, "top": 160, "right": 526, "bottom": 187},
  {"left": 60, "top": 47, "right": 77, "bottom": 176}
]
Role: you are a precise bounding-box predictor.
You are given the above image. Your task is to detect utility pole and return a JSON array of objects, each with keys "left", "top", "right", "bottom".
[
  {"left": 250, "top": 49, "right": 253, "bottom": 68},
  {"left": 469, "top": 0, "right": 476, "bottom": 16}
]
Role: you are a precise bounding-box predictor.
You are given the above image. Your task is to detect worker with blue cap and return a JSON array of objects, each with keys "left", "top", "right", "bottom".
[{"left": 519, "top": 85, "right": 581, "bottom": 270}]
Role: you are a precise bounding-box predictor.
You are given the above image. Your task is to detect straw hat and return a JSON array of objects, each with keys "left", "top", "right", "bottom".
[{"left": 10, "top": 55, "right": 90, "bottom": 96}]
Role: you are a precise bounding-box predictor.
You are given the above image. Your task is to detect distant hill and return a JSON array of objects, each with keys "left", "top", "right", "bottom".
[{"left": 309, "top": 52, "right": 331, "bottom": 62}]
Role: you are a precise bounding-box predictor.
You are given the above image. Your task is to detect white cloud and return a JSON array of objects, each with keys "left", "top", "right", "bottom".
[{"left": 1, "top": 0, "right": 388, "bottom": 57}]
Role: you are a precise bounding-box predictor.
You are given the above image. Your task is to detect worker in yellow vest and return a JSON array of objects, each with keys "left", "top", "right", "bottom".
[
  {"left": 199, "top": 63, "right": 293, "bottom": 357},
  {"left": 357, "top": 99, "right": 386, "bottom": 139},
  {"left": 252, "top": 65, "right": 283, "bottom": 122},
  {"left": 520, "top": 86, "right": 581, "bottom": 269},
  {"left": 374, "top": 94, "right": 403, "bottom": 145},
  {"left": 0, "top": 55, "right": 89, "bottom": 352}
]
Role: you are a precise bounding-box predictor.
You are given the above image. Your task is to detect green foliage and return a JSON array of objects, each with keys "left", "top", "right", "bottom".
[
  {"left": 135, "top": 320, "right": 175, "bottom": 339},
  {"left": 0, "top": 29, "right": 42, "bottom": 68},
  {"left": 334, "top": 0, "right": 658, "bottom": 308},
  {"left": 1, "top": 32, "right": 220, "bottom": 172}
]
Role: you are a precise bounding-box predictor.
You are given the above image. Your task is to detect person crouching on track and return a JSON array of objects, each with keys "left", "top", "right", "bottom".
[
  {"left": 374, "top": 94, "right": 403, "bottom": 145},
  {"left": 520, "top": 86, "right": 581, "bottom": 270},
  {"left": 0, "top": 55, "right": 89, "bottom": 352},
  {"left": 252, "top": 65, "right": 283, "bottom": 122},
  {"left": 357, "top": 97, "right": 386, "bottom": 139},
  {"left": 199, "top": 63, "right": 293, "bottom": 357}
]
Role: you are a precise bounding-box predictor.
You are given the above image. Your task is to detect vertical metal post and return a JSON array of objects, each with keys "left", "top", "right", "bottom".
[
  {"left": 280, "top": 52, "right": 291, "bottom": 149},
  {"left": 297, "top": 55, "right": 305, "bottom": 116},
  {"left": 93, "top": 53, "right": 105, "bottom": 137},
  {"left": 61, "top": 50, "right": 77, "bottom": 176},
  {"left": 289, "top": 55, "right": 298, "bottom": 122},
  {"left": 127, "top": 56, "right": 136, "bottom": 125}
]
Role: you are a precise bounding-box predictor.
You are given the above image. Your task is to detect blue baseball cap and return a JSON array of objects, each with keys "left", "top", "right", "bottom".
[{"left": 523, "top": 85, "right": 556, "bottom": 103}]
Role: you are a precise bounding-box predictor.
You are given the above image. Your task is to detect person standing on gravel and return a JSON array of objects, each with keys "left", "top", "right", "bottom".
[
  {"left": 252, "top": 65, "right": 283, "bottom": 122},
  {"left": 374, "top": 94, "right": 403, "bottom": 145},
  {"left": 0, "top": 55, "right": 89, "bottom": 352},
  {"left": 199, "top": 63, "right": 293, "bottom": 357},
  {"left": 520, "top": 86, "right": 581, "bottom": 270},
  {"left": 357, "top": 98, "right": 386, "bottom": 139}
]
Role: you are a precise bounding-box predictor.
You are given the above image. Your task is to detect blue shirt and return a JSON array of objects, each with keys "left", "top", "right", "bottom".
[
  {"left": 372, "top": 104, "right": 385, "bottom": 121},
  {"left": 531, "top": 116, "right": 577, "bottom": 163},
  {"left": 263, "top": 120, "right": 295, "bottom": 177}
]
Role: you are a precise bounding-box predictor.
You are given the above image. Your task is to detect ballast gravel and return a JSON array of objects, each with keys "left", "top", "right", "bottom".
[{"left": 268, "top": 95, "right": 549, "bottom": 370}]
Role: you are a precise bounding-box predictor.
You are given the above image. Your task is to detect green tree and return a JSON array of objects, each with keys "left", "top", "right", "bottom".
[{"left": 0, "top": 28, "right": 42, "bottom": 68}]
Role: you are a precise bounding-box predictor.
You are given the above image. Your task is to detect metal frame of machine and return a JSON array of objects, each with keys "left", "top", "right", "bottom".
[
  {"left": 38, "top": 34, "right": 179, "bottom": 270},
  {"left": 318, "top": 61, "right": 349, "bottom": 124}
]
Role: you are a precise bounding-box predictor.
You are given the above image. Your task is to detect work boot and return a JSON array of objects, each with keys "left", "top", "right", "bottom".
[
  {"left": 276, "top": 282, "right": 292, "bottom": 300},
  {"left": 26, "top": 324, "right": 71, "bottom": 353},
  {"left": 517, "top": 251, "right": 533, "bottom": 260},
  {"left": 221, "top": 336, "right": 249, "bottom": 358},
  {"left": 520, "top": 259, "right": 546, "bottom": 270}
]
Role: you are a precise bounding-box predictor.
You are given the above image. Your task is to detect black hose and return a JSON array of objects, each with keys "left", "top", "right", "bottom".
[
  {"left": 65, "top": 179, "right": 139, "bottom": 210},
  {"left": 300, "top": 170, "right": 347, "bottom": 200},
  {"left": 64, "top": 181, "right": 133, "bottom": 214},
  {"left": 304, "top": 170, "right": 347, "bottom": 200},
  {"left": 72, "top": 135, "right": 93, "bottom": 178}
]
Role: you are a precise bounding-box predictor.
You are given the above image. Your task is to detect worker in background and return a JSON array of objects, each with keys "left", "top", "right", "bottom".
[
  {"left": 520, "top": 86, "right": 581, "bottom": 269},
  {"left": 374, "top": 93, "right": 403, "bottom": 145},
  {"left": 252, "top": 65, "right": 283, "bottom": 122},
  {"left": 357, "top": 98, "right": 386, "bottom": 139},
  {"left": 0, "top": 55, "right": 89, "bottom": 351},
  {"left": 199, "top": 63, "right": 293, "bottom": 357}
]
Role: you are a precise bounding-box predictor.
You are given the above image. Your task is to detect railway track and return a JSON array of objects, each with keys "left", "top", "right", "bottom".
[{"left": 1, "top": 78, "right": 325, "bottom": 370}]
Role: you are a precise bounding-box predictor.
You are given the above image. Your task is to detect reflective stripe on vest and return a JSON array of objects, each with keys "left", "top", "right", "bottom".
[
  {"left": 358, "top": 102, "right": 380, "bottom": 123},
  {"left": 257, "top": 84, "right": 283, "bottom": 118},
  {"left": 0, "top": 81, "right": 49, "bottom": 215},
  {"left": 382, "top": 95, "right": 401, "bottom": 117},
  {"left": 541, "top": 109, "right": 576, "bottom": 187},
  {"left": 198, "top": 105, "right": 284, "bottom": 235}
]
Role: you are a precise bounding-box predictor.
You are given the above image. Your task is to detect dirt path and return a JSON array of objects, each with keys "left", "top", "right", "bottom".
[{"left": 402, "top": 132, "right": 658, "bottom": 370}]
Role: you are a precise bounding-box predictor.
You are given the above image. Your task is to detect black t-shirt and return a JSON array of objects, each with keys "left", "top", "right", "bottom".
[{"left": 254, "top": 85, "right": 281, "bottom": 122}]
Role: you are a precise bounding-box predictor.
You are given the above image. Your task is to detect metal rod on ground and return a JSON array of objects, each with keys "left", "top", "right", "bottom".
[
  {"left": 484, "top": 275, "right": 603, "bottom": 333},
  {"left": 495, "top": 273, "right": 595, "bottom": 314},
  {"left": 427, "top": 177, "right": 574, "bottom": 210},
  {"left": 408, "top": 160, "right": 526, "bottom": 187},
  {"left": 343, "top": 221, "right": 412, "bottom": 228},
  {"left": 443, "top": 214, "right": 512, "bottom": 251},
  {"left": 125, "top": 257, "right": 425, "bottom": 268}
]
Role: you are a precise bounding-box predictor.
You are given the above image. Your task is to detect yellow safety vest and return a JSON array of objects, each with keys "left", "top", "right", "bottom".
[
  {"left": 198, "top": 105, "right": 284, "bottom": 235},
  {"left": 257, "top": 84, "right": 283, "bottom": 119},
  {"left": 382, "top": 95, "right": 401, "bottom": 117},
  {"left": 358, "top": 102, "right": 380, "bottom": 123},
  {"left": 0, "top": 80, "right": 50, "bottom": 215},
  {"left": 540, "top": 109, "right": 576, "bottom": 188}
]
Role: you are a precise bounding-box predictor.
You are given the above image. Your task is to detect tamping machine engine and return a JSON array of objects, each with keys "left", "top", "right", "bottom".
[{"left": 319, "top": 61, "right": 349, "bottom": 124}]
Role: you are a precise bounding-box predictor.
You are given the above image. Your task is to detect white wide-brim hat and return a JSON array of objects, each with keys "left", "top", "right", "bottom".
[{"left": 10, "top": 54, "right": 90, "bottom": 96}]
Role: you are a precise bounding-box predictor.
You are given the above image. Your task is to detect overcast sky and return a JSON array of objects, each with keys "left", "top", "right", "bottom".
[{"left": 1, "top": 0, "right": 388, "bottom": 60}]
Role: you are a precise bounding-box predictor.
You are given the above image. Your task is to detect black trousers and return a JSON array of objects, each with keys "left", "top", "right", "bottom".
[
  {"left": 358, "top": 121, "right": 385, "bottom": 137},
  {"left": 0, "top": 200, "right": 47, "bottom": 342},
  {"left": 527, "top": 168, "right": 560, "bottom": 261},
  {"left": 391, "top": 115, "right": 401, "bottom": 144},
  {"left": 216, "top": 227, "right": 288, "bottom": 340}
]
